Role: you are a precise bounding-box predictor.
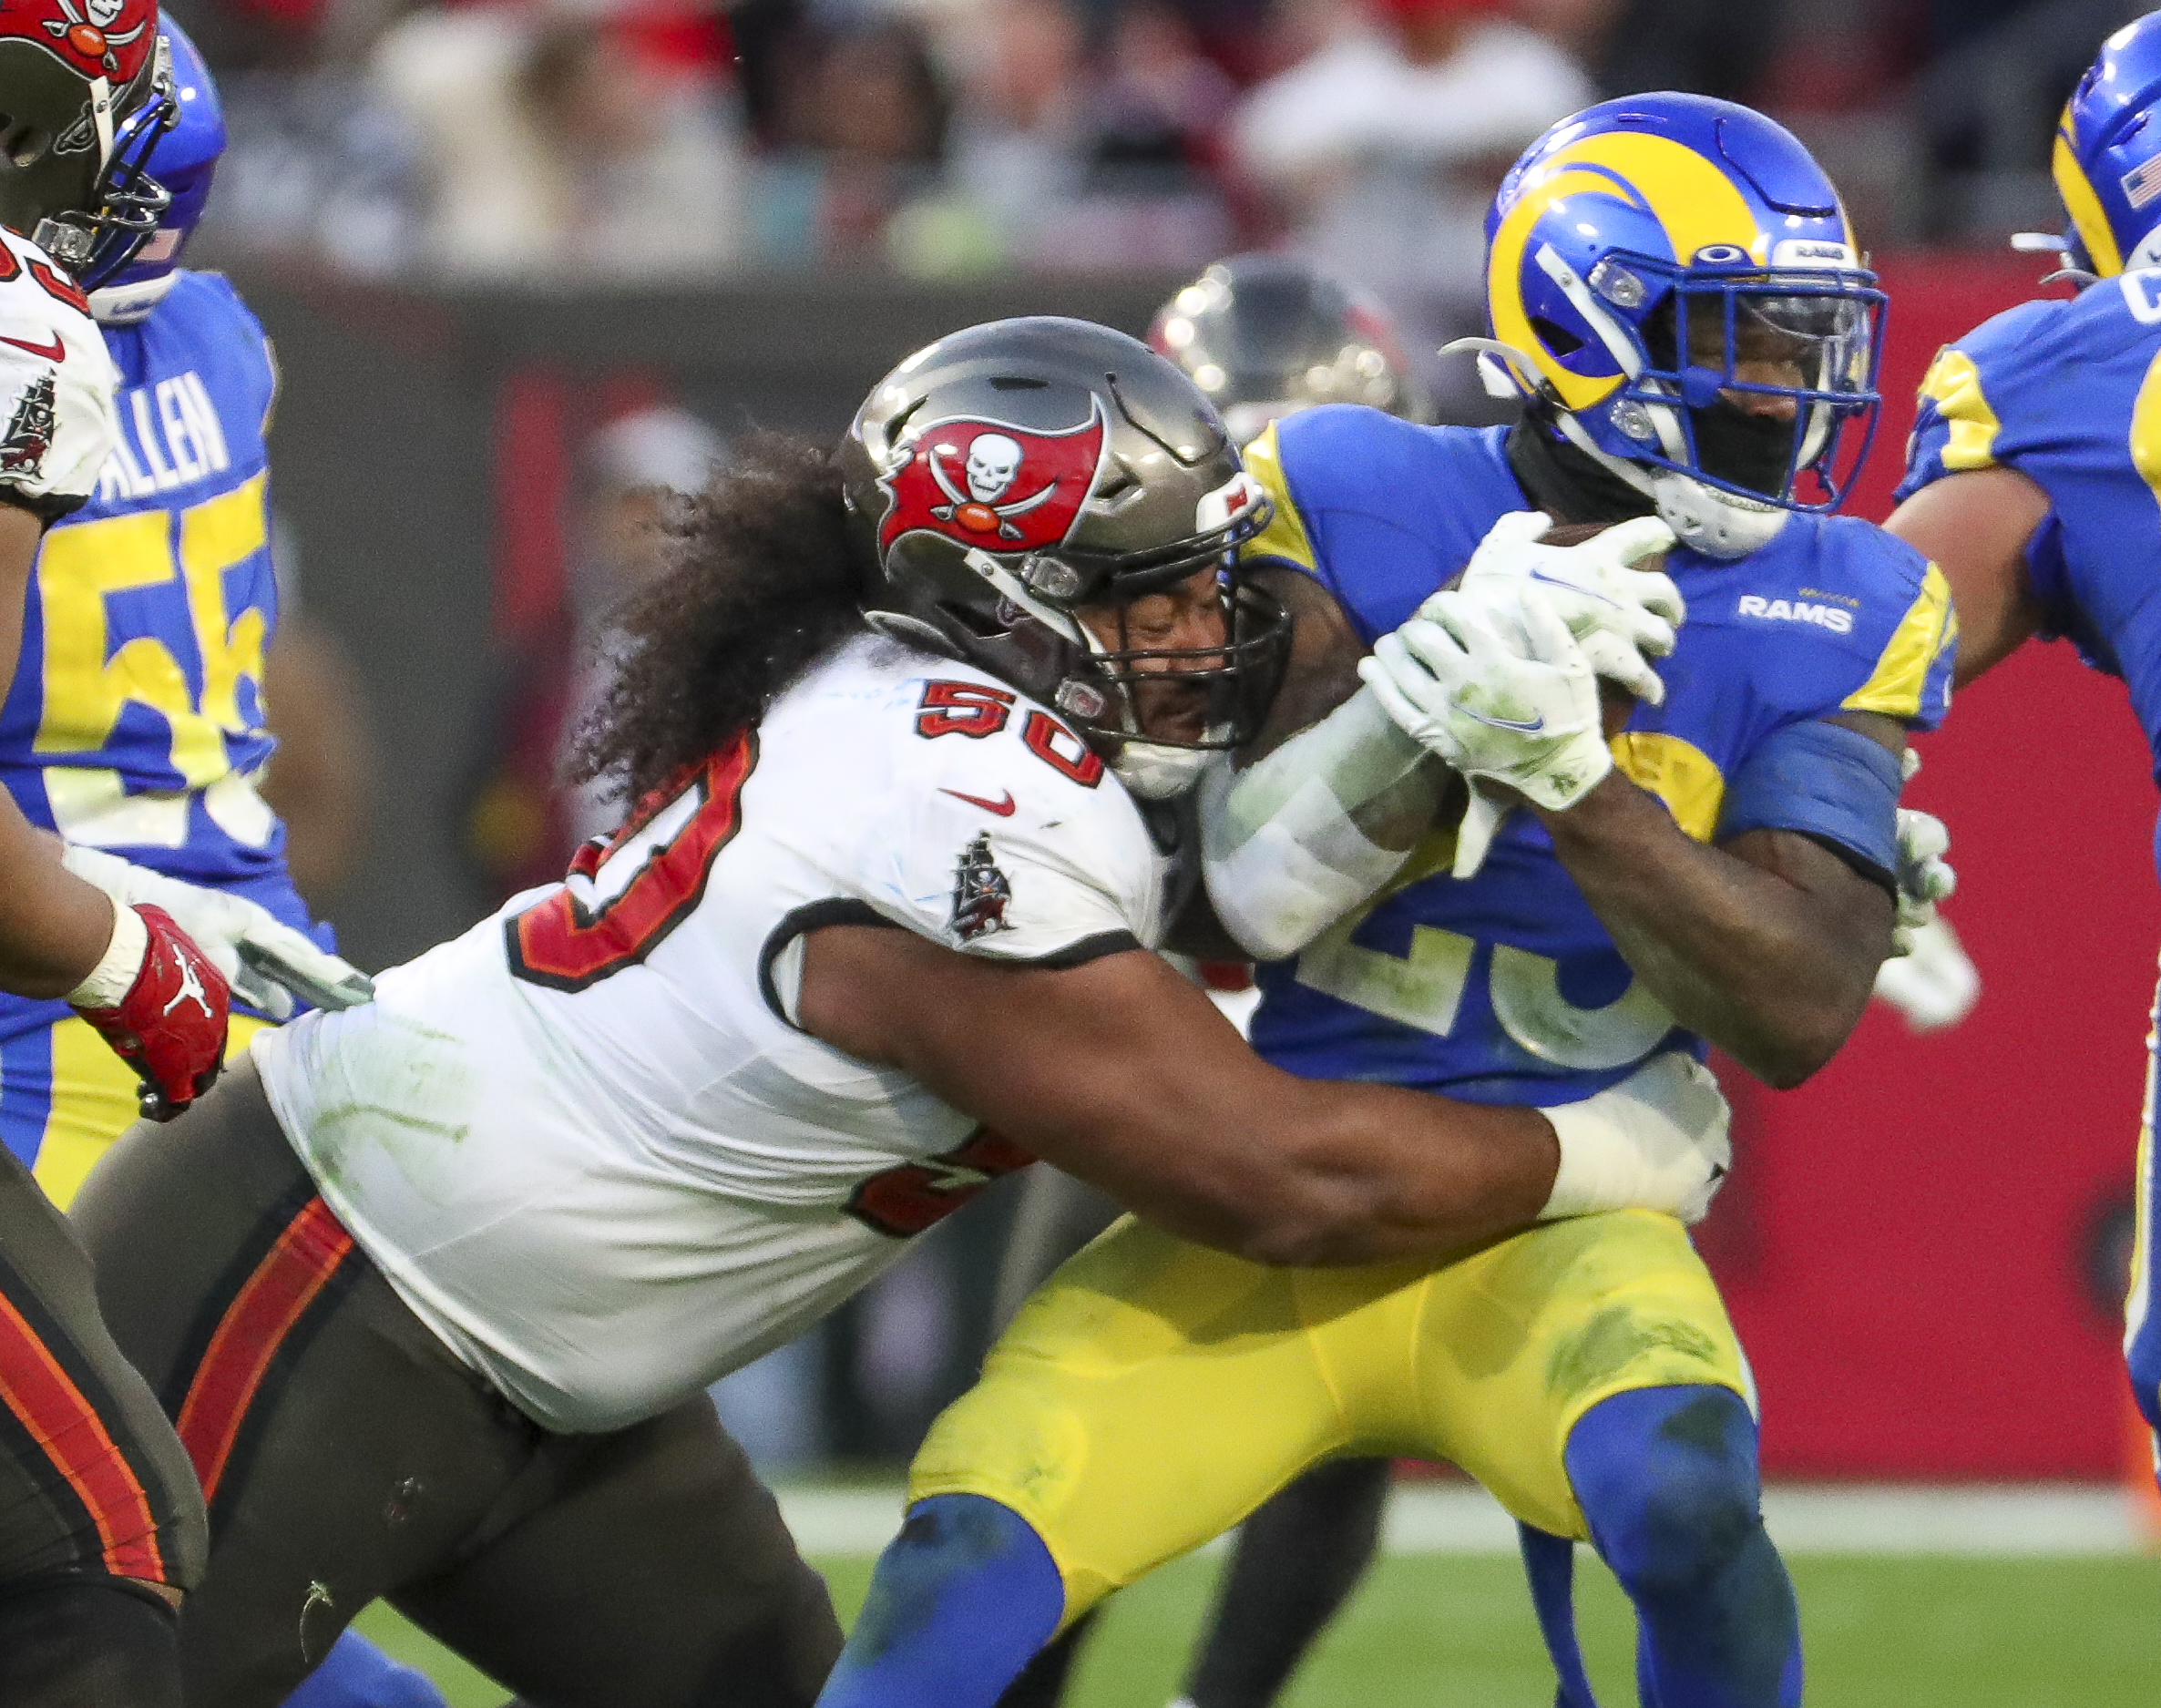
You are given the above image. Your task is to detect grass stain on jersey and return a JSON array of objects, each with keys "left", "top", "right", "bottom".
[{"left": 1544, "top": 1306, "right": 1721, "bottom": 1403}]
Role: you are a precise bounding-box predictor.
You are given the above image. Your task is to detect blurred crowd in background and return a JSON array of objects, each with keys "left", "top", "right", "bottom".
[{"left": 180, "top": 0, "right": 2144, "bottom": 293}]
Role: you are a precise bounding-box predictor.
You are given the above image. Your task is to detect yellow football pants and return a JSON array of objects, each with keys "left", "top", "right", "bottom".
[
  {"left": 910, "top": 1207, "right": 1748, "bottom": 1624},
  {"left": 31, "top": 1014, "right": 271, "bottom": 1209}
]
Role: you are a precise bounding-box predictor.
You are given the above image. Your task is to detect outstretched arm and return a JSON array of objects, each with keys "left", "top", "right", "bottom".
[{"left": 796, "top": 925, "right": 1726, "bottom": 1266}]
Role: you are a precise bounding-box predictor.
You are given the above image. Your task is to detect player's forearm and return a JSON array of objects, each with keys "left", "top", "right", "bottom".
[
  {"left": 0, "top": 506, "right": 114, "bottom": 995},
  {"left": 1030, "top": 1059, "right": 1562, "bottom": 1267},
  {"left": 1198, "top": 1085, "right": 1561, "bottom": 1266},
  {"left": 0, "top": 805, "right": 115, "bottom": 996},
  {"left": 1538, "top": 775, "right": 1879, "bottom": 1089},
  {"left": 1200, "top": 688, "right": 1452, "bottom": 960}
]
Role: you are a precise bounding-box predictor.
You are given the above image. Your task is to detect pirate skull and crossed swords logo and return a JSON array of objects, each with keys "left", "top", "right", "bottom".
[
  {"left": 876, "top": 404, "right": 1108, "bottom": 556},
  {"left": 47, "top": 0, "right": 144, "bottom": 75}
]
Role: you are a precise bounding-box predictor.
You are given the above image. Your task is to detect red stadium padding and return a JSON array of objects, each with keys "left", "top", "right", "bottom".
[{"left": 1709, "top": 251, "right": 2161, "bottom": 1478}]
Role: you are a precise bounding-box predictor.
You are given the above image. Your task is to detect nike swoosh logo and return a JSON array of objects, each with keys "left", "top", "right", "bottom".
[
  {"left": 1530, "top": 567, "right": 1619, "bottom": 606},
  {"left": 940, "top": 788, "right": 1017, "bottom": 816},
  {"left": 1464, "top": 711, "right": 1547, "bottom": 734},
  {"left": 0, "top": 332, "right": 62, "bottom": 361}
]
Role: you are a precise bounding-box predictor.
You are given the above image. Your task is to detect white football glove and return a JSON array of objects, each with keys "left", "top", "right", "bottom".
[
  {"left": 1358, "top": 585, "right": 1613, "bottom": 813},
  {"left": 1540, "top": 1052, "right": 1732, "bottom": 1225},
  {"left": 1449, "top": 509, "right": 1684, "bottom": 706},
  {"left": 1888, "top": 751, "right": 1957, "bottom": 954},
  {"left": 1890, "top": 804, "right": 1955, "bottom": 953},
  {"left": 61, "top": 846, "right": 374, "bottom": 1021},
  {"left": 1873, "top": 914, "right": 1980, "bottom": 1033},
  {"left": 1872, "top": 749, "right": 1976, "bottom": 1030}
]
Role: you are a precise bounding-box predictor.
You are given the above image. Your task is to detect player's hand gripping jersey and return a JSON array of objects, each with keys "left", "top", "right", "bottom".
[
  {"left": 1244, "top": 407, "right": 1957, "bottom": 1105},
  {"left": 251, "top": 634, "right": 1165, "bottom": 1434},
  {"left": 1901, "top": 271, "right": 2161, "bottom": 813}
]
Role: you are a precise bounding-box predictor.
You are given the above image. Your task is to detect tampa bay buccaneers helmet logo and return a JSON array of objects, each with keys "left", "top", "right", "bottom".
[
  {"left": 877, "top": 404, "right": 1108, "bottom": 554},
  {"left": 39, "top": 0, "right": 148, "bottom": 76}
]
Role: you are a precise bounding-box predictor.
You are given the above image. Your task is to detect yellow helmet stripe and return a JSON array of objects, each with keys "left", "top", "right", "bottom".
[
  {"left": 1488, "top": 132, "right": 1777, "bottom": 411},
  {"left": 2053, "top": 107, "right": 2126, "bottom": 279}
]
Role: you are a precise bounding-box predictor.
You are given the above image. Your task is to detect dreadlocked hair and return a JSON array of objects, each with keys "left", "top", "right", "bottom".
[{"left": 568, "top": 432, "right": 868, "bottom": 803}]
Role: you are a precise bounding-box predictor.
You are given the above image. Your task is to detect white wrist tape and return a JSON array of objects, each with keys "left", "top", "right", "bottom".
[
  {"left": 67, "top": 901, "right": 147, "bottom": 1008},
  {"left": 1201, "top": 688, "right": 1439, "bottom": 961},
  {"left": 1204, "top": 773, "right": 1410, "bottom": 960},
  {"left": 1539, "top": 1052, "right": 1732, "bottom": 1225}
]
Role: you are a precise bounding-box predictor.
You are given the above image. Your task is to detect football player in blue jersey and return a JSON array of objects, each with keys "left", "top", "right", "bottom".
[
  {"left": 817, "top": 97, "right": 1956, "bottom": 1708},
  {"left": 1886, "top": 6, "right": 2161, "bottom": 1495},
  {"left": 0, "top": 21, "right": 441, "bottom": 1708},
  {"left": 990, "top": 253, "right": 1428, "bottom": 1708},
  {"left": 5, "top": 17, "right": 372, "bottom": 1208}
]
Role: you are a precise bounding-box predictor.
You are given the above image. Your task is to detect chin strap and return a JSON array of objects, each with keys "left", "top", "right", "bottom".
[
  {"left": 1440, "top": 336, "right": 1791, "bottom": 561},
  {"left": 1112, "top": 741, "right": 1219, "bottom": 801},
  {"left": 1550, "top": 412, "right": 1787, "bottom": 561}
]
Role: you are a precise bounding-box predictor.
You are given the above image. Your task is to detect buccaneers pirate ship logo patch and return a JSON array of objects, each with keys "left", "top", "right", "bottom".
[
  {"left": 0, "top": 373, "right": 56, "bottom": 478},
  {"left": 877, "top": 405, "right": 1107, "bottom": 554},
  {"left": 949, "top": 833, "right": 1013, "bottom": 943}
]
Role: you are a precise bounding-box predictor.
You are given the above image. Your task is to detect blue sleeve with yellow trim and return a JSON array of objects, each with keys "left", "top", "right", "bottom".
[
  {"left": 1684, "top": 516, "right": 1957, "bottom": 737},
  {"left": 1240, "top": 410, "right": 1526, "bottom": 645},
  {"left": 1897, "top": 299, "right": 2061, "bottom": 503},
  {"left": 1639, "top": 516, "right": 1952, "bottom": 874}
]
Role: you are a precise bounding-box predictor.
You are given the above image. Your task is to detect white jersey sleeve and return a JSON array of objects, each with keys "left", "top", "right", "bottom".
[
  {"left": 0, "top": 231, "right": 116, "bottom": 513},
  {"left": 848, "top": 698, "right": 1156, "bottom": 956},
  {"left": 760, "top": 642, "right": 1164, "bottom": 1024}
]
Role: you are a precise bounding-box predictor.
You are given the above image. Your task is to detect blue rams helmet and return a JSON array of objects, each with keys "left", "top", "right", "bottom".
[
  {"left": 1459, "top": 93, "right": 1883, "bottom": 557},
  {"left": 2054, "top": 12, "right": 2161, "bottom": 278},
  {"left": 87, "top": 18, "right": 220, "bottom": 321}
]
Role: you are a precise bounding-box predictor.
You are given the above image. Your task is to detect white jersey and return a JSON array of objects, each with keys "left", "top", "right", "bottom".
[
  {"left": 253, "top": 635, "right": 1167, "bottom": 1433},
  {"left": 0, "top": 229, "right": 118, "bottom": 511}
]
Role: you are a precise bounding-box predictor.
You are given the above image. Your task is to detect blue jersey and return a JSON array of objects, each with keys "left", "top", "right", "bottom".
[
  {"left": 0, "top": 271, "right": 304, "bottom": 926},
  {"left": 1900, "top": 272, "right": 2161, "bottom": 805},
  {"left": 1240, "top": 409, "right": 1955, "bottom": 1106}
]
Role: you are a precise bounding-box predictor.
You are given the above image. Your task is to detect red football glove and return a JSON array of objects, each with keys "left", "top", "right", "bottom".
[{"left": 71, "top": 904, "right": 231, "bottom": 1122}]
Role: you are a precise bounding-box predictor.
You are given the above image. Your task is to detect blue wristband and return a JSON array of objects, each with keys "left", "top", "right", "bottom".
[{"left": 1715, "top": 718, "right": 1901, "bottom": 885}]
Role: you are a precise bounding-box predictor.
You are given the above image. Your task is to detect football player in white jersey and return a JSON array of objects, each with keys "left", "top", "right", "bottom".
[{"left": 70, "top": 318, "right": 1720, "bottom": 1708}]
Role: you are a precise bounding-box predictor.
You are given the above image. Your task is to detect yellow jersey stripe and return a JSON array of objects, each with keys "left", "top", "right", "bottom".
[
  {"left": 1841, "top": 562, "right": 1957, "bottom": 721},
  {"left": 2130, "top": 345, "right": 2161, "bottom": 515},
  {"left": 1915, "top": 347, "right": 2002, "bottom": 473},
  {"left": 1236, "top": 422, "right": 1320, "bottom": 577},
  {"left": 1609, "top": 732, "right": 1725, "bottom": 843}
]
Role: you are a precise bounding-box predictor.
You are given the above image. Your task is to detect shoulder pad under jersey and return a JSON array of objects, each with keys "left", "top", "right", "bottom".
[
  {"left": 1701, "top": 515, "right": 1956, "bottom": 733},
  {"left": 1240, "top": 409, "right": 1522, "bottom": 642}
]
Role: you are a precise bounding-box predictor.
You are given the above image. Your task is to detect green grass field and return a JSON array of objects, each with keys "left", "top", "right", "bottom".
[{"left": 353, "top": 1549, "right": 2161, "bottom": 1707}]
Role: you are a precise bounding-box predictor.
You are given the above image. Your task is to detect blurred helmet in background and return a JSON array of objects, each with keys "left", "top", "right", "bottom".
[
  {"left": 2053, "top": 11, "right": 2161, "bottom": 279},
  {"left": 1148, "top": 253, "right": 1427, "bottom": 446},
  {"left": 1460, "top": 92, "right": 1884, "bottom": 557},
  {"left": 90, "top": 17, "right": 220, "bottom": 322},
  {"left": 0, "top": 0, "right": 175, "bottom": 286},
  {"left": 839, "top": 315, "right": 1290, "bottom": 796}
]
